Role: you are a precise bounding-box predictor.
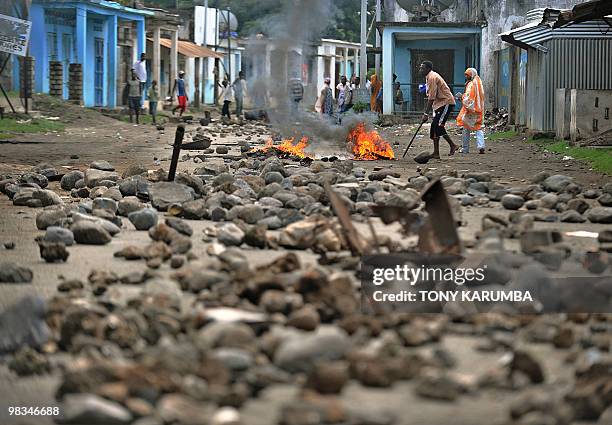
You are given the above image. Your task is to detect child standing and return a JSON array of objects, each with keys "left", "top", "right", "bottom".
[{"left": 147, "top": 80, "right": 159, "bottom": 124}]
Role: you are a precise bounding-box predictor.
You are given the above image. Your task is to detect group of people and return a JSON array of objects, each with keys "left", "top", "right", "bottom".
[
  {"left": 125, "top": 52, "right": 486, "bottom": 157},
  {"left": 312, "top": 73, "right": 401, "bottom": 118},
  {"left": 315, "top": 75, "right": 361, "bottom": 119},
  {"left": 217, "top": 71, "right": 248, "bottom": 119},
  {"left": 124, "top": 53, "right": 188, "bottom": 124}
]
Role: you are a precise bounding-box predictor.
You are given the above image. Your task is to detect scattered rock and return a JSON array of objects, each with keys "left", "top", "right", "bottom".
[
  {"left": 0, "top": 262, "right": 33, "bottom": 283},
  {"left": 90, "top": 160, "right": 115, "bottom": 171},
  {"left": 542, "top": 174, "right": 573, "bottom": 192},
  {"left": 71, "top": 221, "right": 112, "bottom": 245},
  {"left": 0, "top": 296, "right": 49, "bottom": 353},
  {"left": 148, "top": 182, "right": 195, "bottom": 211},
  {"left": 414, "top": 151, "right": 432, "bottom": 164},
  {"left": 38, "top": 241, "right": 69, "bottom": 262},
  {"left": 84, "top": 169, "right": 120, "bottom": 188},
  {"left": 501, "top": 194, "right": 525, "bottom": 210},
  {"left": 587, "top": 207, "right": 612, "bottom": 224},
  {"left": 275, "top": 326, "right": 351, "bottom": 373},
  {"left": 217, "top": 223, "right": 245, "bottom": 246},
  {"left": 58, "top": 393, "right": 132, "bottom": 424},
  {"left": 36, "top": 208, "right": 67, "bottom": 230},
  {"left": 128, "top": 208, "right": 158, "bottom": 231},
  {"left": 61, "top": 171, "right": 85, "bottom": 191}
]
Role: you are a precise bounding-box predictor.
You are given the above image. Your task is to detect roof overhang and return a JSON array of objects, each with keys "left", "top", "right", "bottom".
[
  {"left": 499, "top": 21, "right": 551, "bottom": 51},
  {"left": 376, "top": 21, "right": 483, "bottom": 35},
  {"left": 40, "top": 0, "right": 154, "bottom": 16},
  {"left": 151, "top": 38, "right": 224, "bottom": 59}
]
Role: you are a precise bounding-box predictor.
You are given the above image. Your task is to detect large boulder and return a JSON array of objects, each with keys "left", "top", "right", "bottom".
[
  {"left": 542, "top": 175, "right": 573, "bottom": 193},
  {"left": 84, "top": 169, "right": 120, "bottom": 188},
  {"left": 587, "top": 207, "right": 612, "bottom": 224},
  {"left": 71, "top": 221, "right": 112, "bottom": 245},
  {"left": 60, "top": 171, "right": 84, "bottom": 191},
  {"left": 148, "top": 182, "right": 195, "bottom": 211}
]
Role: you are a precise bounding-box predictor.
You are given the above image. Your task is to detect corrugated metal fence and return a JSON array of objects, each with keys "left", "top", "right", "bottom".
[{"left": 531, "top": 37, "right": 612, "bottom": 132}]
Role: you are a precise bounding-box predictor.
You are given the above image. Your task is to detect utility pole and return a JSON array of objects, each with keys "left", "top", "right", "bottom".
[
  {"left": 375, "top": 0, "right": 381, "bottom": 77},
  {"left": 226, "top": 6, "right": 231, "bottom": 83},
  {"left": 360, "top": 0, "right": 367, "bottom": 87},
  {"left": 203, "top": 0, "right": 208, "bottom": 104}
]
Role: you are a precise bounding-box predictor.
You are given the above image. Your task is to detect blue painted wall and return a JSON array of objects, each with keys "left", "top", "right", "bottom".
[
  {"left": 498, "top": 47, "right": 511, "bottom": 109},
  {"left": 394, "top": 38, "right": 474, "bottom": 107},
  {"left": 15, "top": 1, "right": 148, "bottom": 108}
]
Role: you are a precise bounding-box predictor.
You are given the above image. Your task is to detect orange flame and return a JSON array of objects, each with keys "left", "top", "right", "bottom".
[
  {"left": 347, "top": 123, "right": 395, "bottom": 161},
  {"left": 254, "top": 137, "right": 312, "bottom": 158}
]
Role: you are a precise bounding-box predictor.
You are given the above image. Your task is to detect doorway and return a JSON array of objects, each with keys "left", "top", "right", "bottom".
[
  {"left": 410, "top": 49, "right": 454, "bottom": 112},
  {"left": 94, "top": 38, "right": 104, "bottom": 106}
]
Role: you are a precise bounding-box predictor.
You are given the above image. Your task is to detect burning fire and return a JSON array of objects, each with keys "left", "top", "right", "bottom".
[
  {"left": 255, "top": 137, "right": 312, "bottom": 158},
  {"left": 347, "top": 123, "right": 395, "bottom": 161}
]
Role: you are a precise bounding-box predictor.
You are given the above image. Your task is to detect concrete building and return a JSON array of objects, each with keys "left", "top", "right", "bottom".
[
  {"left": 240, "top": 36, "right": 365, "bottom": 107},
  {"left": 380, "top": 0, "right": 586, "bottom": 114},
  {"left": 377, "top": 21, "right": 482, "bottom": 115},
  {"left": 317, "top": 39, "right": 363, "bottom": 100},
  {"left": 191, "top": 6, "right": 242, "bottom": 105},
  {"left": 142, "top": 7, "right": 181, "bottom": 107},
  {"left": 15, "top": 0, "right": 153, "bottom": 107},
  {"left": 500, "top": 4, "right": 612, "bottom": 134}
]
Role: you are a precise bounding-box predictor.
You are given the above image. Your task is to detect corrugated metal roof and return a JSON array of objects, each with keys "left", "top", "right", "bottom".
[
  {"left": 501, "top": 19, "right": 612, "bottom": 50},
  {"left": 154, "top": 38, "right": 224, "bottom": 59}
]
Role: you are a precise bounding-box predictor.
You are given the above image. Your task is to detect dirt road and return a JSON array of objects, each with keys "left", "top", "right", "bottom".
[{"left": 0, "top": 103, "right": 610, "bottom": 425}]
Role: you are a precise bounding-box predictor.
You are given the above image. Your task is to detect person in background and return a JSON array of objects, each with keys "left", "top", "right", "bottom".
[
  {"left": 315, "top": 77, "right": 334, "bottom": 117},
  {"left": 147, "top": 80, "right": 159, "bottom": 125},
  {"left": 420, "top": 60, "right": 459, "bottom": 159},
  {"left": 456, "top": 67, "right": 486, "bottom": 154},
  {"left": 219, "top": 80, "right": 234, "bottom": 119},
  {"left": 126, "top": 69, "right": 142, "bottom": 124},
  {"left": 232, "top": 71, "right": 247, "bottom": 117},
  {"left": 336, "top": 75, "right": 351, "bottom": 113},
  {"left": 394, "top": 81, "right": 404, "bottom": 113},
  {"left": 171, "top": 70, "right": 188, "bottom": 117},
  {"left": 288, "top": 77, "right": 304, "bottom": 115},
  {"left": 132, "top": 52, "right": 147, "bottom": 104},
  {"left": 344, "top": 78, "right": 354, "bottom": 112},
  {"left": 369, "top": 74, "right": 382, "bottom": 113},
  {"left": 251, "top": 79, "right": 268, "bottom": 111},
  {"left": 352, "top": 76, "right": 361, "bottom": 90}
]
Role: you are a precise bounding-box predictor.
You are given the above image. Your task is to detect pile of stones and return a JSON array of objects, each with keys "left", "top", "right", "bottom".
[{"left": 0, "top": 150, "right": 611, "bottom": 424}]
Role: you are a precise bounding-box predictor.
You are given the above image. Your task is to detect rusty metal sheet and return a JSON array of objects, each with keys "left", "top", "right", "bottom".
[
  {"left": 371, "top": 205, "right": 426, "bottom": 235},
  {"left": 420, "top": 178, "right": 462, "bottom": 255},
  {"left": 324, "top": 182, "right": 370, "bottom": 256}
]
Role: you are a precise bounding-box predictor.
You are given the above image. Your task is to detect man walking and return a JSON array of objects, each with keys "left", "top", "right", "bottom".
[
  {"left": 147, "top": 80, "right": 159, "bottom": 125},
  {"left": 218, "top": 80, "right": 233, "bottom": 119},
  {"left": 233, "top": 71, "right": 247, "bottom": 117},
  {"left": 336, "top": 75, "right": 351, "bottom": 113},
  {"left": 126, "top": 69, "right": 142, "bottom": 124},
  {"left": 456, "top": 68, "right": 486, "bottom": 154},
  {"left": 420, "top": 61, "right": 459, "bottom": 158},
  {"left": 171, "top": 70, "right": 188, "bottom": 117},
  {"left": 133, "top": 53, "right": 147, "bottom": 104}
]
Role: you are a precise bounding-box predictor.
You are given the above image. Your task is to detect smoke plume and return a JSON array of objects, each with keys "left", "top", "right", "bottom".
[{"left": 243, "top": 0, "right": 377, "bottom": 152}]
